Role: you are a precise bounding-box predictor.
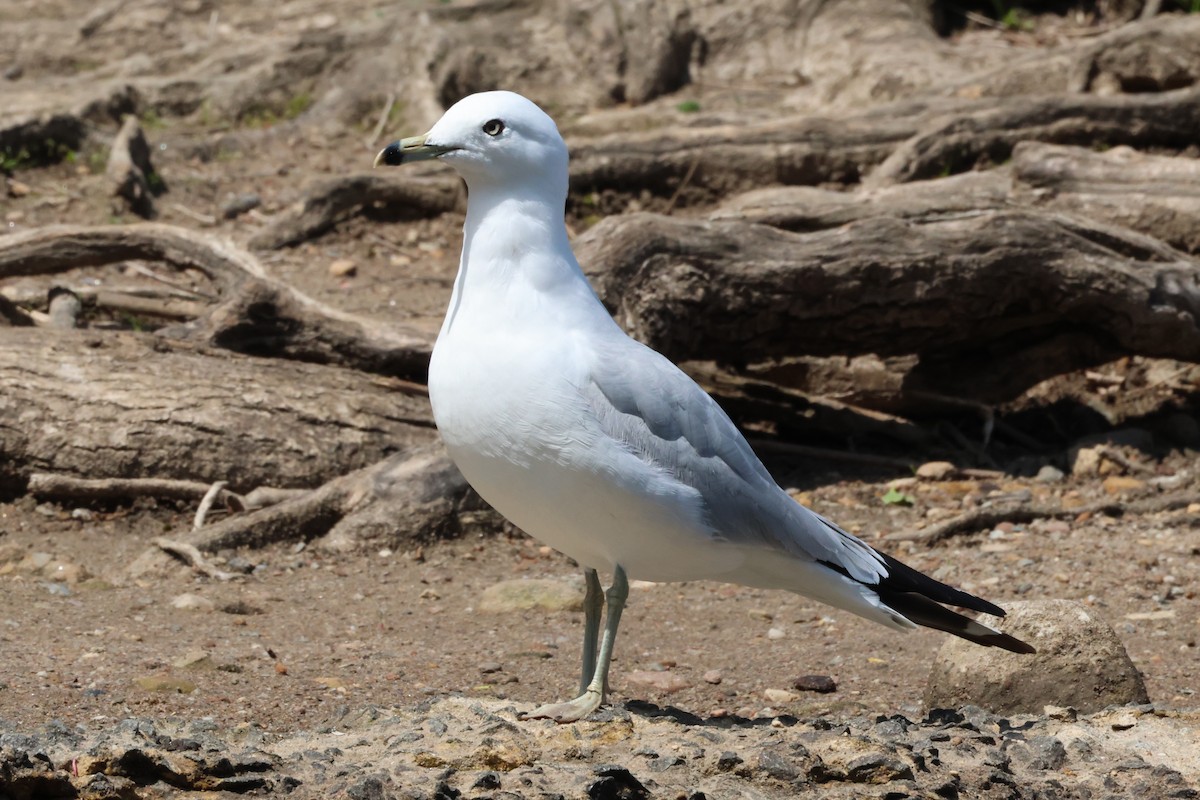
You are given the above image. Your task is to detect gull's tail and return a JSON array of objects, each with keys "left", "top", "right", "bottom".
[{"left": 868, "top": 549, "right": 1036, "bottom": 654}]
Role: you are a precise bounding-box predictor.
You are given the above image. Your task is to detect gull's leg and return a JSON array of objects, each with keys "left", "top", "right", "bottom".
[
  {"left": 521, "top": 565, "right": 628, "bottom": 723},
  {"left": 579, "top": 568, "right": 603, "bottom": 696}
]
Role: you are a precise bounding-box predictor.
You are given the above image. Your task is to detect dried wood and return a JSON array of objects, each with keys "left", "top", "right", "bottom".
[
  {"left": 248, "top": 174, "right": 463, "bottom": 250},
  {"left": 869, "top": 85, "right": 1200, "bottom": 186},
  {"left": 0, "top": 327, "right": 436, "bottom": 494},
  {"left": 0, "top": 224, "right": 435, "bottom": 378},
  {"left": 579, "top": 209, "right": 1200, "bottom": 403},
  {"left": 1012, "top": 141, "right": 1200, "bottom": 254},
  {"left": 889, "top": 491, "right": 1200, "bottom": 545}
]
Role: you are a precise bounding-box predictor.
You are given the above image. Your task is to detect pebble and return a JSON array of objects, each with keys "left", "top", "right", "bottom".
[
  {"left": 170, "top": 593, "right": 216, "bottom": 612},
  {"left": 45, "top": 560, "right": 89, "bottom": 584},
  {"left": 625, "top": 670, "right": 692, "bottom": 693},
  {"left": 478, "top": 662, "right": 503, "bottom": 674},
  {"left": 3, "top": 64, "right": 22, "bottom": 80},
  {"left": 792, "top": 674, "right": 837, "bottom": 693},
  {"left": 7, "top": 179, "right": 30, "bottom": 197},
  {"left": 766, "top": 627, "right": 785, "bottom": 640},
  {"left": 702, "top": 670, "right": 723, "bottom": 685},
  {"left": 1070, "top": 445, "right": 1104, "bottom": 477},
  {"left": 26, "top": 552, "right": 53, "bottom": 570},
  {"left": 762, "top": 688, "right": 795, "bottom": 704},
  {"left": 329, "top": 258, "right": 357, "bottom": 278},
  {"left": 220, "top": 193, "right": 261, "bottom": 219},
  {"left": 1102, "top": 476, "right": 1146, "bottom": 495},
  {"left": 134, "top": 675, "right": 197, "bottom": 694},
  {"left": 1035, "top": 465, "right": 1064, "bottom": 483},
  {"left": 173, "top": 650, "right": 216, "bottom": 671},
  {"left": 916, "top": 461, "right": 957, "bottom": 480},
  {"left": 478, "top": 579, "right": 584, "bottom": 612}
]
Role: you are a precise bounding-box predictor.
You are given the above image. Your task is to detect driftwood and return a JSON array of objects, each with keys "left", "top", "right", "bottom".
[
  {"left": 1012, "top": 142, "right": 1200, "bottom": 255},
  {"left": 888, "top": 490, "right": 1200, "bottom": 545},
  {"left": 868, "top": 85, "right": 1200, "bottom": 186},
  {"left": 129, "top": 447, "right": 479, "bottom": 577},
  {"left": 0, "top": 327, "right": 434, "bottom": 494},
  {"left": 0, "top": 224, "right": 435, "bottom": 379},
  {"left": 580, "top": 210, "right": 1200, "bottom": 404}
]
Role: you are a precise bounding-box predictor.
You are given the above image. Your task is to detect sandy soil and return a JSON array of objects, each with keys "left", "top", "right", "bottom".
[
  {"left": 2, "top": 5, "right": 1199, "bottom": 796},
  {"left": 2, "top": 456, "right": 1196, "bottom": 735}
]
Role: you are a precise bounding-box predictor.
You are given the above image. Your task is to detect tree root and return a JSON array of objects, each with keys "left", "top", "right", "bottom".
[
  {"left": 0, "top": 223, "right": 434, "bottom": 378},
  {"left": 890, "top": 490, "right": 1200, "bottom": 545},
  {"left": 248, "top": 174, "right": 463, "bottom": 251},
  {"left": 580, "top": 209, "right": 1200, "bottom": 404},
  {"left": 127, "top": 447, "right": 478, "bottom": 578}
]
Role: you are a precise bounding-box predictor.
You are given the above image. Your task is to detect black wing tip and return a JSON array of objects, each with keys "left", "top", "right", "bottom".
[{"left": 978, "top": 630, "right": 1037, "bottom": 655}]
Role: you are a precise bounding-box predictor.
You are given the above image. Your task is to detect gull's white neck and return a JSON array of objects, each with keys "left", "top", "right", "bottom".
[{"left": 439, "top": 179, "right": 607, "bottom": 337}]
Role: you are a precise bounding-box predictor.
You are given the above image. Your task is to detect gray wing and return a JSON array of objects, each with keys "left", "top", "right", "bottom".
[{"left": 583, "top": 338, "right": 887, "bottom": 584}]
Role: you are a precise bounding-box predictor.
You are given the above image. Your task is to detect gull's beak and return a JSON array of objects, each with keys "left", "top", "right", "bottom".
[{"left": 373, "top": 134, "right": 454, "bottom": 167}]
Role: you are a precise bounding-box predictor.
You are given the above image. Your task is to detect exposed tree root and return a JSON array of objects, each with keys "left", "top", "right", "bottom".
[
  {"left": 891, "top": 491, "right": 1200, "bottom": 545},
  {"left": 0, "top": 223, "right": 435, "bottom": 378}
]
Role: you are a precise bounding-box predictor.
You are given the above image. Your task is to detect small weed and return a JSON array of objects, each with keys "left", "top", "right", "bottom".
[
  {"left": 140, "top": 108, "right": 166, "bottom": 130},
  {"left": 283, "top": 92, "right": 313, "bottom": 120},
  {"left": 121, "top": 313, "right": 146, "bottom": 332},
  {"left": 1, "top": 146, "right": 32, "bottom": 173},
  {"left": 1000, "top": 8, "right": 1033, "bottom": 31},
  {"left": 881, "top": 488, "right": 916, "bottom": 507},
  {"left": 676, "top": 99, "right": 701, "bottom": 113},
  {"left": 146, "top": 171, "right": 165, "bottom": 192},
  {"left": 2, "top": 138, "right": 76, "bottom": 172}
]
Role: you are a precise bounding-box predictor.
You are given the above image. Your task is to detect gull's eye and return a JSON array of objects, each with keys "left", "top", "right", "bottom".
[{"left": 482, "top": 119, "right": 505, "bottom": 137}]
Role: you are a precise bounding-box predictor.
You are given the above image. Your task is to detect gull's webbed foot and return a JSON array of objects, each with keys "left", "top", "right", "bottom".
[{"left": 518, "top": 689, "right": 603, "bottom": 723}]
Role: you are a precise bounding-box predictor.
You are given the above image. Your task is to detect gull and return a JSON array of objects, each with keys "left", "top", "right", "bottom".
[{"left": 374, "top": 91, "right": 1034, "bottom": 723}]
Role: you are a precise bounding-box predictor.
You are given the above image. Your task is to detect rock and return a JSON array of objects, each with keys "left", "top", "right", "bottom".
[
  {"left": 134, "top": 675, "right": 197, "bottom": 694},
  {"left": 1044, "top": 704, "right": 1077, "bottom": 721},
  {"left": 220, "top": 192, "right": 261, "bottom": 219},
  {"left": 1035, "top": 465, "right": 1065, "bottom": 483},
  {"left": 3, "top": 64, "right": 22, "bottom": 80},
  {"left": 1102, "top": 476, "right": 1146, "bottom": 494},
  {"left": 173, "top": 650, "right": 216, "bottom": 671},
  {"left": 702, "top": 669, "right": 723, "bottom": 685},
  {"left": 916, "top": 461, "right": 957, "bottom": 480},
  {"left": 626, "top": 670, "right": 692, "bottom": 693},
  {"left": 925, "top": 599, "right": 1149, "bottom": 714},
  {"left": 1069, "top": 445, "right": 1104, "bottom": 477},
  {"left": 170, "top": 593, "right": 216, "bottom": 612},
  {"left": 587, "top": 765, "right": 648, "bottom": 800},
  {"left": 44, "top": 559, "right": 89, "bottom": 584},
  {"left": 844, "top": 753, "right": 915, "bottom": 783},
  {"left": 329, "top": 258, "right": 357, "bottom": 277},
  {"left": 792, "top": 674, "right": 837, "bottom": 693},
  {"left": 1069, "top": 429, "right": 1155, "bottom": 476},
  {"left": 6, "top": 178, "right": 30, "bottom": 197},
  {"left": 766, "top": 627, "right": 785, "bottom": 640},
  {"left": 1010, "top": 736, "right": 1067, "bottom": 770},
  {"left": 478, "top": 579, "right": 584, "bottom": 613},
  {"left": 24, "top": 552, "right": 53, "bottom": 570},
  {"left": 763, "top": 688, "right": 796, "bottom": 704}
]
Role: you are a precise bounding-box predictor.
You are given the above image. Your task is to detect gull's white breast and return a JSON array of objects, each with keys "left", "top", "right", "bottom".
[{"left": 427, "top": 294, "right": 744, "bottom": 581}]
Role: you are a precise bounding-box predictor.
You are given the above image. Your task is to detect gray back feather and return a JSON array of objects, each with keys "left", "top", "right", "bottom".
[{"left": 584, "top": 340, "right": 888, "bottom": 584}]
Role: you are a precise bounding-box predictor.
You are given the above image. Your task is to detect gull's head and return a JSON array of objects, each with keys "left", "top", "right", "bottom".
[{"left": 374, "top": 91, "right": 567, "bottom": 193}]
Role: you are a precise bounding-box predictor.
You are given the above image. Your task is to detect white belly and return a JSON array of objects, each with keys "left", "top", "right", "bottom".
[{"left": 429, "top": 334, "right": 743, "bottom": 581}]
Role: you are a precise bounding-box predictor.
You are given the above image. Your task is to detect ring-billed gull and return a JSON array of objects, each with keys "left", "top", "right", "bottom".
[{"left": 374, "top": 91, "right": 1034, "bottom": 723}]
